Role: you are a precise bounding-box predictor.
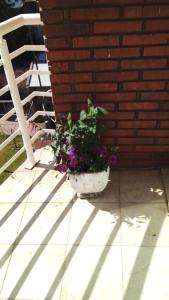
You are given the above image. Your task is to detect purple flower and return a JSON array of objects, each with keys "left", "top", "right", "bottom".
[
  {"left": 63, "top": 138, "right": 69, "bottom": 145},
  {"left": 69, "top": 145, "right": 76, "bottom": 152},
  {"left": 109, "top": 154, "right": 117, "bottom": 165},
  {"left": 69, "top": 159, "right": 78, "bottom": 168},
  {"left": 95, "top": 146, "right": 108, "bottom": 157},
  {"left": 69, "top": 145, "right": 76, "bottom": 159},
  {"left": 54, "top": 164, "right": 67, "bottom": 173},
  {"left": 69, "top": 152, "right": 76, "bottom": 159}
]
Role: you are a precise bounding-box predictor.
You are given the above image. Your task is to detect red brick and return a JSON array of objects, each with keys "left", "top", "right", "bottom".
[
  {"left": 138, "top": 130, "right": 169, "bottom": 137},
  {"left": 124, "top": 5, "right": 169, "bottom": 18},
  {"left": 119, "top": 102, "right": 158, "bottom": 110},
  {"left": 103, "top": 129, "right": 134, "bottom": 137},
  {"left": 160, "top": 121, "right": 169, "bottom": 128},
  {"left": 135, "top": 160, "right": 169, "bottom": 167},
  {"left": 116, "top": 159, "right": 134, "bottom": 167},
  {"left": 48, "top": 50, "right": 90, "bottom": 61},
  {"left": 93, "top": 0, "right": 144, "bottom": 3},
  {"left": 118, "top": 121, "right": 156, "bottom": 128},
  {"left": 123, "top": 81, "right": 165, "bottom": 91},
  {"left": 144, "top": 46, "right": 169, "bottom": 57},
  {"left": 118, "top": 145, "right": 134, "bottom": 152},
  {"left": 141, "top": 92, "right": 169, "bottom": 101},
  {"left": 74, "top": 83, "right": 117, "bottom": 92},
  {"left": 105, "top": 120, "right": 116, "bottom": 127},
  {"left": 50, "top": 62, "right": 69, "bottom": 72},
  {"left": 96, "top": 93, "right": 136, "bottom": 102},
  {"left": 146, "top": 19, "right": 169, "bottom": 32},
  {"left": 123, "top": 34, "right": 169, "bottom": 46},
  {"left": 73, "top": 36, "right": 119, "bottom": 48},
  {"left": 157, "top": 138, "right": 169, "bottom": 144},
  {"left": 121, "top": 59, "right": 166, "bottom": 70},
  {"left": 135, "top": 159, "right": 169, "bottom": 167},
  {"left": 99, "top": 103, "right": 115, "bottom": 110},
  {"left": 53, "top": 93, "right": 92, "bottom": 103},
  {"left": 102, "top": 137, "right": 116, "bottom": 144},
  {"left": 54, "top": 103, "right": 72, "bottom": 112},
  {"left": 51, "top": 73, "right": 92, "bottom": 83},
  {"left": 139, "top": 112, "right": 169, "bottom": 120},
  {"left": 74, "top": 60, "right": 118, "bottom": 71},
  {"left": 45, "top": 38, "right": 70, "bottom": 50},
  {"left": 143, "top": 70, "right": 169, "bottom": 80},
  {"left": 41, "top": 0, "right": 89, "bottom": 9},
  {"left": 52, "top": 84, "right": 71, "bottom": 94},
  {"left": 161, "top": 102, "right": 169, "bottom": 110},
  {"left": 96, "top": 71, "right": 138, "bottom": 82},
  {"left": 40, "top": 10, "right": 63, "bottom": 24},
  {"left": 104, "top": 112, "right": 135, "bottom": 120},
  {"left": 136, "top": 145, "right": 169, "bottom": 152},
  {"left": 120, "top": 152, "right": 151, "bottom": 159},
  {"left": 44, "top": 23, "right": 90, "bottom": 38},
  {"left": 147, "top": 0, "right": 169, "bottom": 2},
  {"left": 71, "top": 7, "right": 120, "bottom": 20},
  {"left": 118, "top": 138, "right": 154, "bottom": 144},
  {"left": 94, "top": 21, "right": 142, "bottom": 34},
  {"left": 95, "top": 47, "right": 140, "bottom": 59}
]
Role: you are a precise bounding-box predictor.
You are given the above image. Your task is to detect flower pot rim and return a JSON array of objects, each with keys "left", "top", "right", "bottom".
[{"left": 68, "top": 166, "right": 110, "bottom": 176}]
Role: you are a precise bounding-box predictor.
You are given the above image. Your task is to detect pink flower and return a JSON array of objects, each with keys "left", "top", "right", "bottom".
[
  {"left": 69, "top": 159, "right": 77, "bottom": 168},
  {"left": 54, "top": 164, "right": 67, "bottom": 173},
  {"left": 69, "top": 145, "right": 76, "bottom": 159}
]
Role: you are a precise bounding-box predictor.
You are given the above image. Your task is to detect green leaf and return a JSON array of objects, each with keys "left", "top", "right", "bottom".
[
  {"left": 87, "top": 99, "right": 93, "bottom": 107},
  {"left": 97, "top": 107, "right": 108, "bottom": 115},
  {"left": 80, "top": 110, "right": 87, "bottom": 120}
]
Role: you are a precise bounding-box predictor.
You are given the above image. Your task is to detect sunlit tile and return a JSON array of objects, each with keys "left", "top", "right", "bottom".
[
  {"left": 0, "top": 245, "right": 13, "bottom": 293},
  {"left": 17, "top": 202, "right": 72, "bottom": 245},
  {"left": 61, "top": 245, "right": 123, "bottom": 300},
  {"left": 0, "top": 245, "right": 65, "bottom": 300},
  {"left": 0, "top": 203, "right": 25, "bottom": 244},
  {"left": 120, "top": 169, "right": 165, "bottom": 203},
  {"left": 68, "top": 202, "right": 121, "bottom": 246},
  {"left": 121, "top": 202, "right": 169, "bottom": 246},
  {"left": 122, "top": 246, "right": 169, "bottom": 300}
]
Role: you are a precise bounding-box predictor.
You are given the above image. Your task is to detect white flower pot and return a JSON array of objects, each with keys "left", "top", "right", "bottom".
[{"left": 69, "top": 167, "right": 110, "bottom": 196}]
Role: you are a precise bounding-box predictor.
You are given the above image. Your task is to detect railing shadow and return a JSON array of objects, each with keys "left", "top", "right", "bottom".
[
  {"left": 0, "top": 172, "right": 66, "bottom": 269},
  {"left": 122, "top": 182, "right": 168, "bottom": 299},
  {"left": 1, "top": 169, "right": 168, "bottom": 300},
  {"left": 0, "top": 165, "right": 51, "bottom": 228}
]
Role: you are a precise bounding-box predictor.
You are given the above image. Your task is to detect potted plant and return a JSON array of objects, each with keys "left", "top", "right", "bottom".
[{"left": 50, "top": 99, "right": 117, "bottom": 197}]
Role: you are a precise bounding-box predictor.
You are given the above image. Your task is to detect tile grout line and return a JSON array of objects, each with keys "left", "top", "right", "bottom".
[
  {"left": 59, "top": 193, "right": 76, "bottom": 300},
  {"left": 159, "top": 168, "right": 169, "bottom": 212},
  {"left": 0, "top": 149, "right": 49, "bottom": 297},
  {"left": 119, "top": 169, "right": 125, "bottom": 298}
]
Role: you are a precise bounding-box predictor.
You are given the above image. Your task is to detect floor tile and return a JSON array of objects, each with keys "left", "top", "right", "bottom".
[
  {"left": 122, "top": 246, "right": 169, "bottom": 300},
  {"left": 17, "top": 201, "right": 72, "bottom": 245},
  {"left": 0, "top": 203, "right": 25, "bottom": 244},
  {"left": 67, "top": 201, "right": 121, "bottom": 246},
  {"left": 161, "top": 168, "right": 169, "bottom": 207},
  {"left": 26, "top": 170, "right": 66, "bottom": 203},
  {"left": 0, "top": 245, "right": 65, "bottom": 300},
  {"left": 121, "top": 202, "right": 169, "bottom": 246},
  {"left": 60, "top": 245, "right": 123, "bottom": 300},
  {"left": 0, "top": 245, "right": 13, "bottom": 293},
  {"left": 0, "top": 171, "right": 35, "bottom": 203},
  {"left": 120, "top": 169, "right": 165, "bottom": 203}
]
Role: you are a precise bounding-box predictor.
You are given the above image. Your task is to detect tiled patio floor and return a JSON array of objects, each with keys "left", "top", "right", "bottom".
[{"left": 0, "top": 146, "right": 169, "bottom": 300}]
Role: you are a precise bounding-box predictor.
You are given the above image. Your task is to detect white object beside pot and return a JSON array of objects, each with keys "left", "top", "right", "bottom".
[{"left": 68, "top": 167, "right": 110, "bottom": 195}]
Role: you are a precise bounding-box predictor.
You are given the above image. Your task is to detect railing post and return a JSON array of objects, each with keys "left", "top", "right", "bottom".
[{"left": 0, "top": 37, "right": 36, "bottom": 168}]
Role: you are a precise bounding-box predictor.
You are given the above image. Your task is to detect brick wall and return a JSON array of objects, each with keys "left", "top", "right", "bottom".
[{"left": 39, "top": 0, "right": 169, "bottom": 167}]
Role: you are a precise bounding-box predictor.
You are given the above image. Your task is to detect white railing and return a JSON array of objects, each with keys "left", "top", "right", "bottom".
[{"left": 0, "top": 14, "right": 54, "bottom": 176}]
